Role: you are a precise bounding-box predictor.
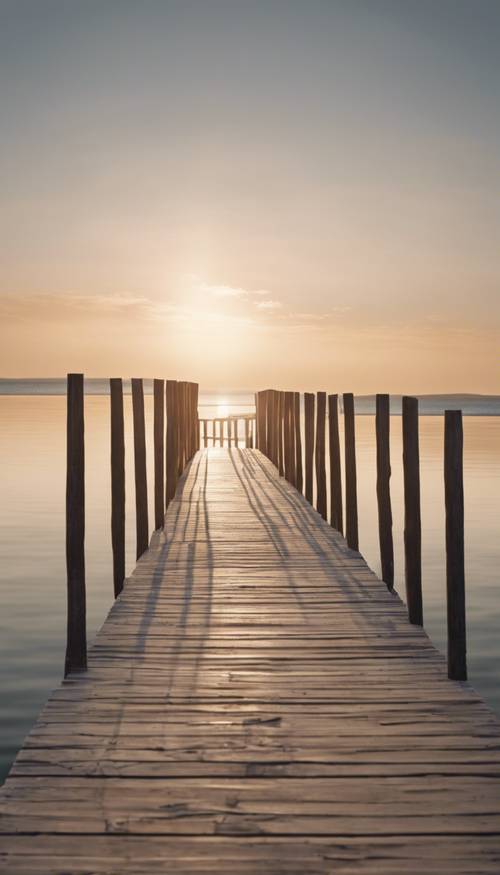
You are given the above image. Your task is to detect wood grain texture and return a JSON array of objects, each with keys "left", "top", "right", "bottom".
[{"left": 2, "top": 448, "right": 498, "bottom": 873}]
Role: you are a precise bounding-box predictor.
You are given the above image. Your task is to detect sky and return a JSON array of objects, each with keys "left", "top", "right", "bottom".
[{"left": 0, "top": 0, "right": 499, "bottom": 391}]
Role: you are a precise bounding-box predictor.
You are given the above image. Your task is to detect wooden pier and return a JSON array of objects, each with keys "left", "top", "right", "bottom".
[{"left": 1, "top": 446, "right": 500, "bottom": 873}]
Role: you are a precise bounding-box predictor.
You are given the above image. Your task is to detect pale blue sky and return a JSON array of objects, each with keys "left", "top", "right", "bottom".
[{"left": 1, "top": 0, "right": 499, "bottom": 388}]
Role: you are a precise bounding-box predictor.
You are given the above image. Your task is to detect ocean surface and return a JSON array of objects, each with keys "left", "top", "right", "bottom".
[{"left": 0, "top": 387, "right": 499, "bottom": 783}]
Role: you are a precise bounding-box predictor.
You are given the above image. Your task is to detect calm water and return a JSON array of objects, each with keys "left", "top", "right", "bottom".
[{"left": 0, "top": 393, "right": 499, "bottom": 783}]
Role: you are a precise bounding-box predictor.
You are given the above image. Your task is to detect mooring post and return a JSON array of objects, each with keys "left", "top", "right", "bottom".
[
  {"left": 343, "top": 393, "right": 359, "bottom": 551},
  {"left": 110, "top": 378, "right": 125, "bottom": 598},
  {"left": 376, "top": 394, "right": 394, "bottom": 589},
  {"left": 131, "top": 378, "right": 149, "bottom": 560},
  {"left": 65, "top": 373, "right": 86, "bottom": 675},
  {"left": 315, "top": 391, "right": 327, "bottom": 520},
  {"left": 402, "top": 396, "right": 423, "bottom": 625},
  {"left": 304, "top": 392, "right": 315, "bottom": 504},
  {"left": 165, "top": 380, "right": 178, "bottom": 508},
  {"left": 278, "top": 391, "right": 285, "bottom": 476},
  {"left": 153, "top": 379, "right": 165, "bottom": 530},
  {"left": 328, "top": 394, "right": 343, "bottom": 534},
  {"left": 445, "top": 410, "right": 467, "bottom": 681},
  {"left": 294, "top": 392, "right": 303, "bottom": 494}
]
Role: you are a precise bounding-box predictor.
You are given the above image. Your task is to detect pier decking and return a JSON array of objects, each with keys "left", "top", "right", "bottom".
[{"left": 1, "top": 448, "right": 500, "bottom": 873}]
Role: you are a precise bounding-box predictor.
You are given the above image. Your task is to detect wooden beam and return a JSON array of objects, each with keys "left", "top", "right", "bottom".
[
  {"left": 65, "top": 373, "right": 86, "bottom": 675},
  {"left": 445, "top": 410, "right": 467, "bottom": 681},
  {"left": 110, "top": 378, "right": 125, "bottom": 598}
]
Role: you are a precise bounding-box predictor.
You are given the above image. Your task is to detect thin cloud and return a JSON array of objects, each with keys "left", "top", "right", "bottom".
[{"left": 256, "top": 299, "right": 282, "bottom": 311}]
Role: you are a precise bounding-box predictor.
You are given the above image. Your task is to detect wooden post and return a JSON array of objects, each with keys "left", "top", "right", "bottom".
[
  {"left": 278, "top": 391, "right": 285, "bottom": 476},
  {"left": 343, "top": 393, "right": 358, "bottom": 551},
  {"left": 165, "top": 380, "right": 178, "bottom": 508},
  {"left": 445, "top": 410, "right": 466, "bottom": 681},
  {"left": 315, "top": 392, "right": 327, "bottom": 520},
  {"left": 273, "top": 390, "right": 280, "bottom": 466},
  {"left": 153, "top": 379, "right": 165, "bottom": 530},
  {"left": 402, "top": 396, "right": 423, "bottom": 625},
  {"left": 267, "top": 391, "right": 273, "bottom": 463},
  {"left": 65, "top": 373, "right": 86, "bottom": 675},
  {"left": 234, "top": 419, "right": 239, "bottom": 448},
  {"left": 110, "top": 378, "right": 125, "bottom": 599},
  {"left": 255, "top": 393, "right": 260, "bottom": 450},
  {"left": 219, "top": 418, "right": 224, "bottom": 448},
  {"left": 289, "top": 391, "right": 297, "bottom": 486},
  {"left": 283, "top": 392, "right": 292, "bottom": 483},
  {"left": 294, "top": 392, "right": 303, "bottom": 494},
  {"left": 328, "top": 394, "right": 343, "bottom": 534},
  {"left": 193, "top": 382, "right": 199, "bottom": 453},
  {"left": 227, "top": 418, "right": 232, "bottom": 448},
  {"left": 304, "top": 392, "right": 315, "bottom": 504},
  {"left": 131, "top": 378, "right": 149, "bottom": 560},
  {"left": 376, "top": 394, "right": 394, "bottom": 589}
]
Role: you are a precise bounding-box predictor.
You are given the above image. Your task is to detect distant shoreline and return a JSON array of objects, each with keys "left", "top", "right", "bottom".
[{"left": 1, "top": 380, "right": 499, "bottom": 415}]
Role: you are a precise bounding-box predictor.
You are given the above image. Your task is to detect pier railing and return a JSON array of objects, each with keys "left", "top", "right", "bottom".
[
  {"left": 65, "top": 374, "right": 199, "bottom": 676},
  {"left": 255, "top": 389, "right": 466, "bottom": 682}
]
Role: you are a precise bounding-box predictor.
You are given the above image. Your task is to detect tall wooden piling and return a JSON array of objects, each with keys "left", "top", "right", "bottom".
[
  {"left": 294, "top": 392, "right": 303, "bottom": 494},
  {"left": 65, "top": 373, "right": 86, "bottom": 675},
  {"left": 278, "top": 391, "right": 285, "bottom": 476},
  {"left": 376, "top": 394, "right": 394, "bottom": 589},
  {"left": 304, "top": 392, "right": 315, "bottom": 504},
  {"left": 402, "top": 396, "right": 423, "bottom": 625},
  {"left": 328, "top": 394, "right": 343, "bottom": 534},
  {"left": 282, "top": 392, "right": 293, "bottom": 485},
  {"left": 445, "top": 410, "right": 467, "bottom": 681},
  {"left": 315, "top": 392, "right": 327, "bottom": 520},
  {"left": 131, "top": 378, "right": 149, "bottom": 560},
  {"left": 165, "top": 380, "right": 178, "bottom": 508},
  {"left": 266, "top": 391, "right": 274, "bottom": 464},
  {"left": 343, "top": 393, "right": 358, "bottom": 551},
  {"left": 153, "top": 379, "right": 165, "bottom": 530},
  {"left": 110, "top": 378, "right": 125, "bottom": 598}
]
